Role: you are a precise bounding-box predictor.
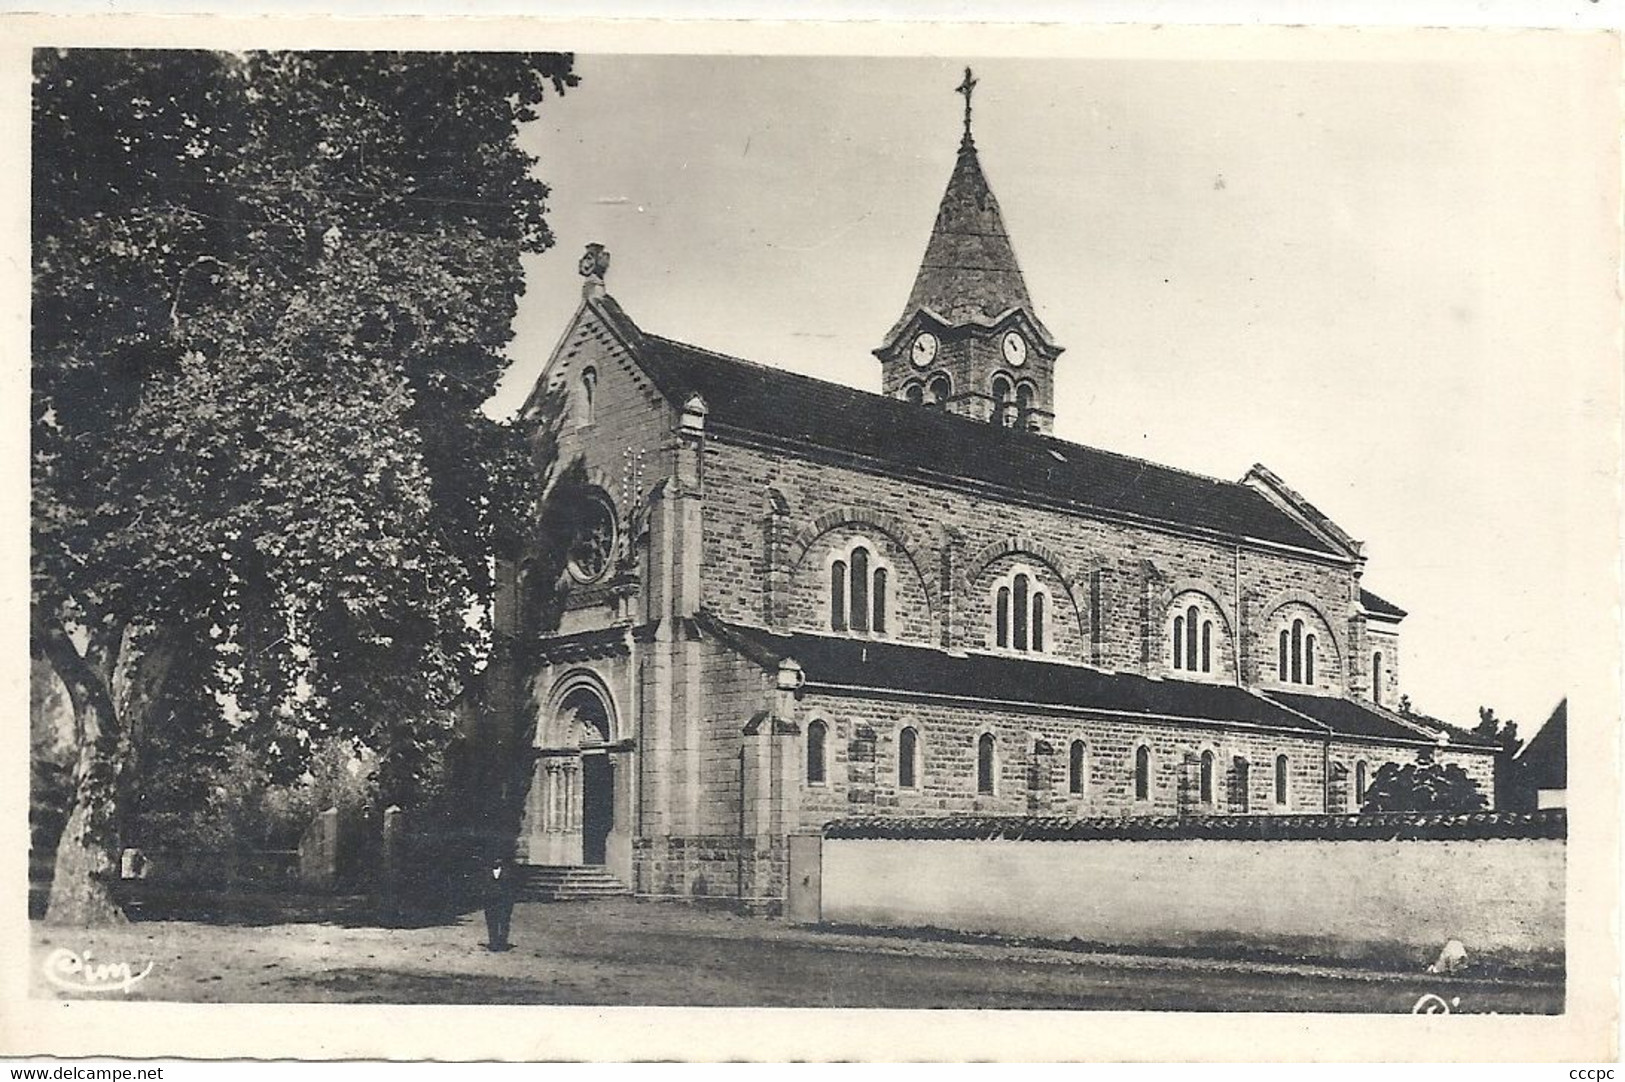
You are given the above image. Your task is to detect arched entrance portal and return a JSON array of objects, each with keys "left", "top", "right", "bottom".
[
  {"left": 518, "top": 676, "right": 634, "bottom": 882},
  {"left": 567, "top": 687, "right": 614, "bottom": 866}
]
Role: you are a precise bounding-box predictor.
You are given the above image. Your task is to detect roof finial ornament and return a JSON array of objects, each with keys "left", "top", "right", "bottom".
[
  {"left": 955, "top": 66, "right": 978, "bottom": 146},
  {"left": 579, "top": 242, "right": 610, "bottom": 300}
]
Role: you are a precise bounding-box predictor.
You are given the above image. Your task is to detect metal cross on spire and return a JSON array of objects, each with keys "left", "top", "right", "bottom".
[{"left": 955, "top": 66, "right": 978, "bottom": 143}]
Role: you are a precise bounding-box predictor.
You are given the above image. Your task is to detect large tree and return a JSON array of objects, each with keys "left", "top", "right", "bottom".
[{"left": 32, "top": 50, "right": 575, "bottom": 924}]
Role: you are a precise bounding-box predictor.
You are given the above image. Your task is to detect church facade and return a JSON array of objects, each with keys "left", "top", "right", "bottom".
[{"left": 479, "top": 81, "right": 1498, "bottom": 907}]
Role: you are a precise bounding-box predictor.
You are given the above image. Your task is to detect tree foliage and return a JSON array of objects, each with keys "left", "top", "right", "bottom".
[
  {"left": 1358, "top": 756, "right": 1489, "bottom": 814},
  {"left": 32, "top": 49, "right": 576, "bottom": 923},
  {"left": 1472, "top": 706, "right": 1523, "bottom": 757}
]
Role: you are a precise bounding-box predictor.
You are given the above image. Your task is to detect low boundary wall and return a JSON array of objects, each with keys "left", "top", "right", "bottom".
[{"left": 808, "top": 811, "right": 1565, "bottom": 968}]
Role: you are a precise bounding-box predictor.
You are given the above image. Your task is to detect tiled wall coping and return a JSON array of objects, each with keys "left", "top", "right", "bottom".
[{"left": 824, "top": 809, "right": 1566, "bottom": 843}]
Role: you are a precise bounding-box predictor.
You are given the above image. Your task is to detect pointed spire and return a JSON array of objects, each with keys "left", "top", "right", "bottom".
[{"left": 884, "top": 75, "right": 1055, "bottom": 345}]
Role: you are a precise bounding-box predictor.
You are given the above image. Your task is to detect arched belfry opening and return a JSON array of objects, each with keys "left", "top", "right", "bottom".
[{"left": 519, "top": 674, "right": 634, "bottom": 877}]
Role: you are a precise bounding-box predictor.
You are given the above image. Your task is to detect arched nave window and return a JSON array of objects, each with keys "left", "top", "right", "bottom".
[
  {"left": 829, "top": 540, "right": 889, "bottom": 635},
  {"left": 1278, "top": 617, "right": 1319, "bottom": 685},
  {"left": 992, "top": 565, "right": 1049, "bottom": 653}
]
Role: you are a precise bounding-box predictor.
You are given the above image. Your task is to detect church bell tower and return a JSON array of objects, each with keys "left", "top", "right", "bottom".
[{"left": 875, "top": 68, "right": 1063, "bottom": 433}]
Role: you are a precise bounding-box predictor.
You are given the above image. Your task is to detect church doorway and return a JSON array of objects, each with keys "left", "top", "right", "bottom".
[
  {"left": 581, "top": 753, "right": 614, "bottom": 865},
  {"left": 517, "top": 673, "right": 635, "bottom": 884}
]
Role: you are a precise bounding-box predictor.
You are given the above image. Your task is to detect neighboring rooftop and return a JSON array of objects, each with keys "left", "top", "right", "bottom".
[
  {"left": 1263, "top": 690, "right": 1497, "bottom": 749},
  {"left": 1516, "top": 698, "right": 1567, "bottom": 791},
  {"left": 1360, "top": 588, "right": 1407, "bottom": 620}
]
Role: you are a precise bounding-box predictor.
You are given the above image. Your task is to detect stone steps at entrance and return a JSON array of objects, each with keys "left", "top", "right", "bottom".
[{"left": 516, "top": 864, "right": 631, "bottom": 902}]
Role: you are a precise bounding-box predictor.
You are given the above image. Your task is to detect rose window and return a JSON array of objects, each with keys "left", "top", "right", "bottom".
[{"left": 567, "top": 493, "right": 617, "bottom": 583}]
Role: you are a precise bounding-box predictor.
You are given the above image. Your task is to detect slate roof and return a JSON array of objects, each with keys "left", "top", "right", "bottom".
[
  {"left": 616, "top": 316, "right": 1342, "bottom": 556},
  {"left": 708, "top": 617, "right": 1326, "bottom": 735},
  {"left": 884, "top": 137, "right": 1056, "bottom": 345},
  {"left": 1516, "top": 698, "right": 1567, "bottom": 790},
  {"left": 1264, "top": 690, "right": 1498, "bottom": 749},
  {"left": 1359, "top": 588, "right": 1407, "bottom": 620}
]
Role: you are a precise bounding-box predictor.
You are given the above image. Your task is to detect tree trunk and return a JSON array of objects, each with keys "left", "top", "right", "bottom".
[
  {"left": 34, "top": 608, "right": 131, "bottom": 926},
  {"left": 45, "top": 745, "right": 126, "bottom": 927}
]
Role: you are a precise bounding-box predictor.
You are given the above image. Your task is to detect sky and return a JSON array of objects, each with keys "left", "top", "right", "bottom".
[{"left": 488, "top": 41, "right": 1618, "bottom": 738}]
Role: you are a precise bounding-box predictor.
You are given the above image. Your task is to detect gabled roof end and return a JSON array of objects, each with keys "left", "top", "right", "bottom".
[{"left": 1243, "top": 463, "right": 1363, "bottom": 559}]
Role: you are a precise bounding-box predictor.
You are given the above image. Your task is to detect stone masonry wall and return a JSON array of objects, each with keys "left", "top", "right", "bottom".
[
  {"left": 699, "top": 439, "right": 1359, "bottom": 692},
  {"left": 531, "top": 305, "right": 674, "bottom": 630},
  {"left": 794, "top": 690, "right": 1336, "bottom": 823},
  {"left": 1367, "top": 625, "right": 1402, "bottom": 709}
]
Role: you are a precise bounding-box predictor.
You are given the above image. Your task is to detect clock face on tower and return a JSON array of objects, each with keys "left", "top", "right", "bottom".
[
  {"left": 1002, "top": 331, "right": 1028, "bottom": 367},
  {"left": 910, "top": 331, "right": 938, "bottom": 367}
]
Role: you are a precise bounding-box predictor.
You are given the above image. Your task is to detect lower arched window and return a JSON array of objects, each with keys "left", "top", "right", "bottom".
[
  {"left": 1274, "top": 754, "right": 1289, "bottom": 806},
  {"left": 1134, "top": 745, "right": 1152, "bottom": 801},
  {"left": 1068, "top": 740, "right": 1087, "bottom": 796},
  {"left": 1231, "top": 757, "right": 1251, "bottom": 812},
  {"left": 1355, "top": 760, "right": 1369, "bottom": 807},
  {"left": 806, "top": 720, "right": 828, "bottom": 785},
  {"left": 1199, "top": 750, "right": 1215, "bottom": 804},
  {"left": 977, "top": 733, "right": 996, "bottom": 794},
  {"left": 899, "top": 726, "right": 919, "bottom": 789}
]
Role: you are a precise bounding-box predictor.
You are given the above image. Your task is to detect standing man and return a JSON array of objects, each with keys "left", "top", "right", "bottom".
[{"left": 482, "top": 854, "right": 516, "bottom": 952}]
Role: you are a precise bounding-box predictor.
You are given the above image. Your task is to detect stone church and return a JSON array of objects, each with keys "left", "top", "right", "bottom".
[{"left": 474, "top": 76, "right": 1498, "bottom": 906}]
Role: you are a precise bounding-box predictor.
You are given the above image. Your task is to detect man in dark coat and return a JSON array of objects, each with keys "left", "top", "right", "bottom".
[{"left": 482, "top": 855, "right": 517, "bottom": 952}]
